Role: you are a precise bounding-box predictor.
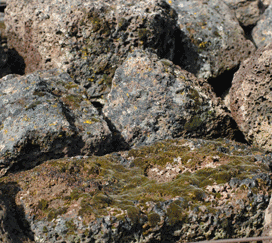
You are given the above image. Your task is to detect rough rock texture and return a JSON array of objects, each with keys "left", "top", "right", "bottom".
[
  {"left": 103, "top": 50, "right": 244, "bottom": 147},
  {"left": 4, "top": 0, "right": 255, "bottom": 97},
  {"left": 223, "top": 0, "right": 269, "bottom": 27},
  {"left": 169, "top": 0, "right": 255, "bottom": 79},
  {"left": 252, "top": 3, "right": 272, "bottom": 47},
  {"left": 229, "top": 43, "right": 272, "bottom": 152},
  {"left": 0, "top": 69, "right": 113, "bottom": 177},
  {"left": 4, "top": 0, "right": 180, "bottom": 98},
  {"left": 1, "top": 138, "right": 271, "bottom": 242}
]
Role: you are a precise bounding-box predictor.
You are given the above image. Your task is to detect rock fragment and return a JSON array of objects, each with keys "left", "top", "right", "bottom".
[{"left": 230, "top": 43, "right": 272, "bottom": 151}]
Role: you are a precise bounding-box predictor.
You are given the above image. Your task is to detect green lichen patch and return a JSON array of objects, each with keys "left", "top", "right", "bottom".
[
  {"left": 4, "top": 138, "right": 272, "bottom": 230},
  {"left": 61, "top": 94, "right": 83, "bottom": 109}
]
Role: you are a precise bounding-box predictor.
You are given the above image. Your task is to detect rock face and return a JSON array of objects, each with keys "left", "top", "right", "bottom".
[
  {"left": 169, "top": 0, "right": 255, "bottom": 79},
  {"left": 4, "top": 0, "right": 255, "bottom": 97},
  {"left": 1, "top": 138, "right": 271, "bottom": 242},
  {"left": 103, "top": 50, "right": 243, "bottom": 147},
  {"left": 223, "top": 0, "right": 269, "bottom": 27},
  {"left": 252, "top": 3, "right": 272, "bottom": 47},
  {"left": 229, "top": 44, "right": 272, "bottom": 152},
  {"left": 0, "top": 69, "right": 113, "bottom": 176},
  {"left": 4, "top": 0, "right": 180, "bottom": 98}
]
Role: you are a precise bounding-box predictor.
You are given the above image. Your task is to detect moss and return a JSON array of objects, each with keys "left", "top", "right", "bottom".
[
  {"left": 148, "top": 212, "right": 160, "bottom": 227},
  {"left": 61, "top": 94, "right": 83, "bottom": 109},
  {"left": 184, "top": 115, "right": 203, "bottom": 131},
  {"left": 166, "top": 201, "right": 184, "bottom": 226},
  {"left": 65, "top": 219, "right": 77, "bottom": 235},
  {"left": 37, "top": 199, "right": 49, "bottom": 211},
  {"left": 127, "top": 206, "right": 141, "bottom": 225},
  {"left": 47, "top": 207, "right": 68, "bottom": 221},
  {"left": 33, "top": 90, "right": 46, "bottom": 97},
  {"left": 25, "top": 101, "right": 42, "bottom": 110},
  {"left": 42, "top": 226, "right": 48, "bottom": 233}
]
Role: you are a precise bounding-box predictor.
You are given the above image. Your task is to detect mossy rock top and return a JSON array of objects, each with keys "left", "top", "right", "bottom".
[{"left": 1, "top": 137, "right": 271, "bottom": 242}]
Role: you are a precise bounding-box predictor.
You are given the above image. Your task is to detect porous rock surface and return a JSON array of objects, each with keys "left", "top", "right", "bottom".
[
  {"left": 0, "top": 69, "right": 113, "bottom": 177},
  {"left": 252, "top": 3, "right": 272, "bottom": 47},
  {"left": 4, "top": 0, "right": 180, "bottom": 98},
  {"left": 4, "top": 0, "right": 255, "bottom": 96},
  {"left": 229, "top": 43, "right": 272, "bottom": 152},
  {"left": 103, "top": 50, "right": 243, "bottom": 147},
  {"left": 1, "top": 138, "right": 271, "bottom": 242},
  {"left": 223, "top": 0, "right": 270, "bottom": 27},
  {"left": 168, "top": 0, "right": 255, "bottom": 79}
]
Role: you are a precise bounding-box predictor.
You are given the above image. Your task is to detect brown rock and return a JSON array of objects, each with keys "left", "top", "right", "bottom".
[{"left": 229, "top": 43, "right": 272, "bottom": 151}]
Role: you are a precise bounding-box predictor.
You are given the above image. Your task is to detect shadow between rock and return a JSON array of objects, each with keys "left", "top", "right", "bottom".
[{"left": 0, "top": 182, "right": 34, "bottom": 242}]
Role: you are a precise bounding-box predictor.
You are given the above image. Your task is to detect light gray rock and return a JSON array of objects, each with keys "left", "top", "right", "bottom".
[{"left": 252, "top": 3, "right": 272, "bottom": 47}]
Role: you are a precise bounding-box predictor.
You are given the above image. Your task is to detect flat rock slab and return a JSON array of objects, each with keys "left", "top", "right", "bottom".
[
  {"left": 170, "top": 0, "right": 255, "bottom": 79},
  {"left": 1, "top": 138, "right": 271, "bottom": 242},
  {"left": 252, "top": 3, "right": 272, "bottom": 47},
  {"left": 230, "top": 44, "right": 272, "bottom": 152},
  {"left": 103, "top": 50, "right": 244, "bottom": 147},
  {"left": 0, "top": 69, "right": 112, "bottom": 177}
]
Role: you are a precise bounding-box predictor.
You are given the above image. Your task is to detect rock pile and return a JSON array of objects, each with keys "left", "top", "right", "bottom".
[{"left": 0, "top": 0, "right": 271, "bottom": 242}]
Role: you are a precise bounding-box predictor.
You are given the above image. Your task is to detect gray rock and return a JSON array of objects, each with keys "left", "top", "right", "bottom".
[
  {"left": 4, "top": 0, "right": 180, "bottom": 98},
  {"left": 229, "top": 43, "right": 272, "bottom": 151},
  {"left": 0, "top": 69, "right": 113, "bottom": 176},
  {"left": 223, "top": 0, "right": 269, "bottom": 27},
  {"left": 252, "top": 3, "right": 272, "bottom": 47},
  {"left": 170, "top": 0, "right": 255, "bottom": 79},
  {"left": 103, "top": 50, "right": 243, "bottom": 147}
]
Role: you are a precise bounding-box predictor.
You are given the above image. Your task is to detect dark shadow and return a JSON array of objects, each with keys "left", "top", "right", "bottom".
[
  {"left": 0, "top": 182, "right": 34, "bottom": 242},
  {"left": 7, "top": 48, "right": 26, "bottom": 75},
  {"left": 208, "top": 66, "right": 239, "bottom": 98}
]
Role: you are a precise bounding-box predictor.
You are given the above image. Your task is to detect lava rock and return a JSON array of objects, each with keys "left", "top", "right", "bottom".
[
  {"left": 169, "top": 0, "right": 255, "bottom": 79},
  {"left": 252, "top": 3, "right": 272, "bottom": 47},
  {"left": 229, "top": 43, "right": 272, "bottom": 151},
  {"left": 103, "top": 50, "right": 243, "bottom": 147},
  {"left": 4, "top": 0, "right": 180, "bottom": 98},
  {"left": 0, "top": 69, "right": 113, "bottom": 177},
  {"left": 223, "top": 0, "right": 269, "bottom": 27}
]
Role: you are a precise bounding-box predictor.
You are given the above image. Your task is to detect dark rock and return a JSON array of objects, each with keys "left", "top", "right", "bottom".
[
  {"left": 0, "top": 69, "right": 113, "bottom": 176},
  {"left": 169, "top": 0, "right": 255, "bottom": 79},
  {"left": 229, "top": 43, "right": 272, "bottom": 151},
  {"left": 103, "top": 50, "right": 244, "bottom": 147}
]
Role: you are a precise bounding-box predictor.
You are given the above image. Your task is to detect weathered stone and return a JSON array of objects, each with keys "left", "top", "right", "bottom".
[
  {"left": 0, "top": 69, "right": 113, "bottom": 177},
  {"left": 103, "top": 50, "right": 243, "bottom": 147},
  {"left": 169, "top": 0, "right": 255, "bottom": 79},
  {"left": 2, "top": 138, "right": 271, "bottom": 242},
  {"left": 4, "top": 0, "right": 180, "bottom": 98},
  {"left": 252, "top": 3, "right": 272, "bottom": 47},
  {"left": 229, "top": 43, "right": 272, "bottom": 152},
  {"left": 223, "top": 0, "right": 269, "bottom": 27}
]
